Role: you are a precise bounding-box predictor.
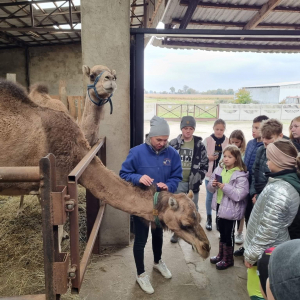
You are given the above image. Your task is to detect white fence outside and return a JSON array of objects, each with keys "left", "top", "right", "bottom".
[{"left": 219, "top": 104, "right": 300, "bottom": 121}]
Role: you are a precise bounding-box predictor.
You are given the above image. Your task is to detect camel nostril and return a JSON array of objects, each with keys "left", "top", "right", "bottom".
[{"left": 202, "top": 244, "right": 211, "bottom": 252}]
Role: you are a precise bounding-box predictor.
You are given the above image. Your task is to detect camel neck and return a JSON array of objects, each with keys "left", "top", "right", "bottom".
[{"left": 80, "top": 158, "right": 155, "bottom": 220}]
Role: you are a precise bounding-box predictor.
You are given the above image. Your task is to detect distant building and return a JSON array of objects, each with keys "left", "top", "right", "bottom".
[{"left": 243, "top": 82, "right": 300, "bottom": 104}]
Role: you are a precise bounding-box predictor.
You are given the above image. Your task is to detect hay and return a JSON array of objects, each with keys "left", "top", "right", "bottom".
[{"left": 0, "top": 187, "right": 87, "bottom": 299}]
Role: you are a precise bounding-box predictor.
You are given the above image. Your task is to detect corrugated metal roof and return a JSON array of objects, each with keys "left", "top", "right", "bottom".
[
  {"left": 244, "top": 81, "right": 300, "bottom": 88},
  {"left": 153, "top": 0, "right": 300, "bottom": 53}
]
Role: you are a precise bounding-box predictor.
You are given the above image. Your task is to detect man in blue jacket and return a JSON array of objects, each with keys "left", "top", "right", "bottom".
[{"left": 120, "top": 116, "right": 182, "bottom": 294}]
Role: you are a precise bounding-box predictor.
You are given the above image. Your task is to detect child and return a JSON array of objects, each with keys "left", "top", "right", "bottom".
[
  {"left": 234, "top": 115, "right": 269, "bottom": 256},
  {"left": 203, "top": 119, "right": 229, "bottom": 231},
  {"left": 244, "top": 139, "right": 300, "bottom": 300},
  {"left": 169, "top": 116, "right": 209, "bottom": 243},
  {"left": 228, "top": 130, "right": 247, "bottom": 245},
  {"left": 207, "top": 145, "right": 249, "bottom": 270}
]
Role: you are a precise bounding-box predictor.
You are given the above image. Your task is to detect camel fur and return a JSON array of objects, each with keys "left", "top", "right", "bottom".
[{"left": 0, "top": 79, "right": 210, "bottom": 259}]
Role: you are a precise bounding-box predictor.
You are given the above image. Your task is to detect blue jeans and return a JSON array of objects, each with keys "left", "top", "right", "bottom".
[
  {"left": 175, "top": 181, "right": 199, "bottom": 211},
  {"left": 205, "top": 179, "right": 214, "bottom": 215}
]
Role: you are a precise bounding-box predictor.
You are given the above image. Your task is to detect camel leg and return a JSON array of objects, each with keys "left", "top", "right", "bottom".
[{"left": 16, "top": 195, "right": 25, "bottom": 217}]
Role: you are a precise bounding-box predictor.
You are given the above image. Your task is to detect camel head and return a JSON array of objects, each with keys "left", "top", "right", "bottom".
[
  {"left": 157, "top": 190, "right": 210, "bottom": 259},
  {"left": 83, "top": 64, "right": 117, "bottom": 101}
]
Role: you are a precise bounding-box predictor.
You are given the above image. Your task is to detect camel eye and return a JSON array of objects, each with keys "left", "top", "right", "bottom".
[
  {"left": 105, "top": 76, "right": 110, "bottom": 80},
  {"left": 90, "top": 74, "right": 95, "bottom": 81},
  {"left": 180, "top": 224, "right": 191, "bottom": 230}
]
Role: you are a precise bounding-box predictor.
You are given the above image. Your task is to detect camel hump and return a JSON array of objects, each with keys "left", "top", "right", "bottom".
[
  {"left": 30, "top": 83, "right": 49, "bottom": 94},
  {"left": 0, "top": 78, "right": 35, "bottom": 106}
]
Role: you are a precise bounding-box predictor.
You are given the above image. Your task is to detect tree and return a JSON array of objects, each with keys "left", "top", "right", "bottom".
[
  {"left": 170, "top": 87, "right": 175, "bottom": 94},
  {"left": 235, "top": 88, "right": 252, "bottom": 104},
  {"left": 183, "top": 85, "right": 189, "bottom": 93}
]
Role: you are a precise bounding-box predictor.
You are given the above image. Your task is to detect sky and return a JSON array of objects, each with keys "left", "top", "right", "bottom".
[{"left": 144, "top": 43, "right": 300, "bottom": 93}]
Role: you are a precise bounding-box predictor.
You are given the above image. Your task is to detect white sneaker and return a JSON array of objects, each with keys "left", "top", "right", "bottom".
[
  {"left": 136, "top": 272, "right": 154, "bottom": 294},
  {"left": 235, "top": 233, "right": 244, "bottom": 245},
  {"left": 153, "top": 260, "right": 172, "bottom": 279}
]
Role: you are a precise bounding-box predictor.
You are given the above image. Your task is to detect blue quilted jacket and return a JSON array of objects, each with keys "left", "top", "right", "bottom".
[{"left": 244, "top": 139, "right": 263, "bottom": 181}]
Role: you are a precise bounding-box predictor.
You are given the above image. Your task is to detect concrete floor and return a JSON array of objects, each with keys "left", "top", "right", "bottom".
[{"left": 78, "top": 189, "right": 249, "bottom": 300}]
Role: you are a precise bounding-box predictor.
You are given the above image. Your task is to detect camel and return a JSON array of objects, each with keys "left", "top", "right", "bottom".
[
  {"left": 0, "top": 79, "right": 210, "bottom": 258},
  {"left": 80, "top": 65, "right": 117, "bottom": 146},
  {"left": 29, "top": 83, "right": 69, "bottom": 114}
]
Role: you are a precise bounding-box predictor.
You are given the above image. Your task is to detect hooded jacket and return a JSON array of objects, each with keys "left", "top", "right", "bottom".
[
  {"left": 207, "top": 165, "right": 249, "bottom": 220},
  {"left": 119, "top": 136, "right": 182, "bottom": 193},
  {"left": 169, "top": 135, "right": 208, "bottom": 193},
  {"left": 244, "top": 171, "right": 300, "bottom": 265},
  {"left": 244, "top": 138, "right": 263, "bottom": 181}
]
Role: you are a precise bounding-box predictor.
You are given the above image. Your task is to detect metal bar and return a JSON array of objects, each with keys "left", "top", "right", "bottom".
[
  {"left": 68, "top": 181, "right": 80, "bottom": 293},
  {"left": 0, "top": 0, "right": 56, "bottom": 6},
  {"left": 79, "top": 205, "right": 105, "bottom": 286},
  {"left": 0, "top": 5, "right": 25, "bottom": 24},
  {"left": 36, "top": 1, "right": 67, "bottom": 26},
  {"left": 0, "top": 10, "right": 82, "bottom": 20},
  {"left": 166, "top": 36, "right": 300, "bottom": 42},
  {"left": 143, "top": 0, "right": 147, "bottom": 28},
  {"left": 39, "top": 155, "right": 57, "bottom": 300},
  {"left": 68, "top": 140, "right": 104, "bottom": 182},
  {"left": 25, "top": 46, "right": 30, "bottom": 88},
  {"left": 0, "top": 27, "right": 81, "bottom": 33},
  {"left": 130, "top": 33, "right": 144, "bottom": 148},
  {"left": 30, "top": 3, "right": 34, "bottom": 27},
  {"left": 130, "top": 28, "right": 300, "bottom": 38},
  {"left": 4, "top": 295, "right": 46, "bottom": 300},
  {"left": 0, "top": 167, "right": 40, "bottom": 182},
  {"left": 69, "top": 0, "right": 73, "bottom": 29},
  {"left": 179, "top": 0, "right": 199, "bottom": 29}
]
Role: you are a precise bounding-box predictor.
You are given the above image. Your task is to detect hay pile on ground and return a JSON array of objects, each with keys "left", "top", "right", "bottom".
[{"left": 0, "top": 187, "right": 87, "bottom": 299}]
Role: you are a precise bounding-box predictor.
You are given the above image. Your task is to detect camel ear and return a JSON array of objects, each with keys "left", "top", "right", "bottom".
[
  {"left": 168, "top": 197, "right": 178, "bottom": 210},
  {"left": 112, "top": 69, "right": 117, "bottom": 80},
  {"left": 82, "top": 65, "right": 90, "bottom": 77},
  {"left": 187, "top": 190, "right": 194, "bottom": 200}
]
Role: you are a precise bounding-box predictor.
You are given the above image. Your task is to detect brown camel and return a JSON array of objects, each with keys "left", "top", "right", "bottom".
[
  {"left": 0, "top": 79, "right": 210, "bottom": 258},
  {"left": 29, "top": 83, "right": 69, "bottom": 114},
  {"left": 80, "top": 65, "right": 117, "bottom": 146}
]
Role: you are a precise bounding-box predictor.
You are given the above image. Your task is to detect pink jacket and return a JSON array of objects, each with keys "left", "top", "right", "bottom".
[
  {"left": 207, "top": 166, "right": 249, "bottom": 221},
  {"left": 203, "top": 135, "right": 229, "bottom": 180}
]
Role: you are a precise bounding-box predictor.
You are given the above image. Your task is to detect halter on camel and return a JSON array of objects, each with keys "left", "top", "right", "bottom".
[{"left": 87, "top": 71, "right": 114, "bottom": 114}]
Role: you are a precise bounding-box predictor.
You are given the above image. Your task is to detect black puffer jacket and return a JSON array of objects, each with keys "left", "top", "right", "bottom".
[{"left": 170, "top": 135, "right": 208, "bottom": 193}]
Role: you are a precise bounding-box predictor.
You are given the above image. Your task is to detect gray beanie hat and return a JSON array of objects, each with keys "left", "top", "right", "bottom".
[
  {"left": 149, "top": 116, "right": 170, "bottom": 137},
  {"left": 269, "top": 239, "right": 300, "bottom": 300},
  {"left": 180, "top": 116, "right": 196, "bottom": 130}
]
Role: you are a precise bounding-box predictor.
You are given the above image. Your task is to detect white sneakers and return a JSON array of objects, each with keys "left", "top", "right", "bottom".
[
  {"left": 153, "top": 260, "right": 172, "bottom": 279},
  {"left": 136, "top": 272, "right": 154, "bottom": 294},
  {"left": 136, "top": 260, "right": 172, "bottom": 294},
  {"left": 235, "top": 233, "right": 244, "bottom": 244}
]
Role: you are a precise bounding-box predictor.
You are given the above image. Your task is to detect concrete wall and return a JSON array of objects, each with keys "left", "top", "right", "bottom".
[
  {"left": 30, "top": 44, "right": 82, "bottom": 96},
  {"left": 0, "top": 48, "right": 27, "bottom": 86},
  {"left": 219, "top": 104, "right": 300, "bottom": 120},
  {"left": 245, "top": 86, "right": 280, "bottom": 104},
  {"left": 0, "top": 44, "right": 82, "bottom": 95},
  {"left": 81, "top": 0, "right": 131, "bottom": 245}
]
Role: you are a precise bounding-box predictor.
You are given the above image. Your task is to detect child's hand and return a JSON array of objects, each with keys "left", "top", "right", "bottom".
[
  {"left": 217, "top": 182, "right": 225, "bottom": 190},
  {"left": 208, "top": 155, "right": 218, "bottom": 161},
  {"left": 212, "top": 180, "right": 218, "bottom": 187},
  {"left": 252, "top": 194, "right": 257, "bottom": 204},
  {"left": 244, "top": 261, "right": 253, "bottom": 269}
]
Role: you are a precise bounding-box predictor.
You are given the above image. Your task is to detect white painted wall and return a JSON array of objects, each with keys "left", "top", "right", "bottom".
[
  {"left": 245, "top": 87, "right": 280, "bottom": 104},
  {"left": 279, "top": 84, "right": 300, "bottom": 102}
]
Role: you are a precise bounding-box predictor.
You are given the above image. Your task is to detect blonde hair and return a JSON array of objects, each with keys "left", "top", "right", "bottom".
[
  {"left": 289, "top": 116, "right": 300, "bottom": 140},
  {"left": 220, "top": 145, "right": 247, "bottom": 172},
  {"left": 229, "top": 130, "right": 246, "bottom": 155}
]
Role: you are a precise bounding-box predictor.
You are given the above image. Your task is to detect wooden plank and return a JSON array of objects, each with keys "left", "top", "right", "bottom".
[
  {"left": 59, "top": 80, "right": 68, "bottom": 108},
  {"left": 244, "top": 0, "right": 282, "bottom": 30},
  {"left": 67, "top": 96, "right": 77, "bottom": 119},
  {"left": 77, "top": 96, "right": 83, "bottom": 123},
  {"left": 6, "top": 73, "right": 16, "bottom": 82}
]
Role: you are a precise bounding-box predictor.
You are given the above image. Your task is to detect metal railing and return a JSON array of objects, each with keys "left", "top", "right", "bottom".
[{"left": 0, "top": 138, "right": 106, "bottom": 300}]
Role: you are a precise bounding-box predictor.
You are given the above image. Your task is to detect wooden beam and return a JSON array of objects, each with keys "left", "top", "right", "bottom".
[
  {"left": 180, "top": 0, "right": 300, "bottom": 13},
  {"left": 179, "top": 0, "right": 199, "bottom": 29},
  {"left": 172, "top": 18, "right": 300, "bottom": 30},
  {"left": 162, "top": 40, "right": 300, "bottom": 51},
  {"left": 244, "top": 0, "right": 282, "bottom": 30}
]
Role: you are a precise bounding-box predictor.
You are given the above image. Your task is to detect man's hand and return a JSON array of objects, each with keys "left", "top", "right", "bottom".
[
  {"left": 252, "top": 194, "right": 257, "bottom": 204},
  {"left": 244, "top": 261, "right": 253, "bottom": 269},
  {"left": 139, "top": 175, "right": 154, "bottom": 186},
  {"left": 157, "top": 182, "right": 168, "bottom": 190},
  {"left": 217, "top": 182, "right": 225, "bottom": 190}
]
